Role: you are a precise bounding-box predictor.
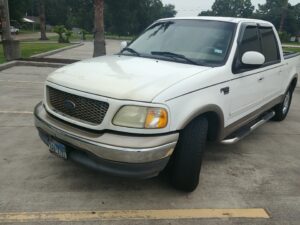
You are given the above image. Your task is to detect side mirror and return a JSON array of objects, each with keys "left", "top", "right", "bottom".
[
  {"left": 241, "top": 51, "right": 265, "bottom": 66},
  {"left": 120, "top": 41, "right": 128, "bottom": 50}
]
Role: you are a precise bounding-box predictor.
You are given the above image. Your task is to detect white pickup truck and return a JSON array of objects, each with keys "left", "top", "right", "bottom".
[{"left": 35, "top": 17, "right": 300, "bottom": 192}]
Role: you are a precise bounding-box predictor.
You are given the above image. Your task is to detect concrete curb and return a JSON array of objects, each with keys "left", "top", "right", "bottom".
[
  {"left": 30, "top": 42, "right": 84, "bottom": 58},
  {"left": 0, "top": 61, "right": 19, "bottom": 71},
  {"left": 0, "top": 60, "right": 65, "bottom": 71},
  {"left": 0, "top": 42, "right": 84, "bottom": 71}
]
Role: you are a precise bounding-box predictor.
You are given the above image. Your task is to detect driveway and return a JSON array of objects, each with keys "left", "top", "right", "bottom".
[
  {"left": 45, "top": 40, "right": 122, "bottom": 60},
  {"left": 0, "top": 64, "right": 299, "bottom": 225}
]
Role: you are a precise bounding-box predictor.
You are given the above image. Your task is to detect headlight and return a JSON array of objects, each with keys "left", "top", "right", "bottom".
[{"left": 113, "top": 106, "right": 168, "bottom": 129}]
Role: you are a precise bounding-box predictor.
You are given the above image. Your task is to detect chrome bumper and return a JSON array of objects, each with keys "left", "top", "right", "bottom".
[{"left": 34, "top": 102, "right": 178, "bottom": 164}]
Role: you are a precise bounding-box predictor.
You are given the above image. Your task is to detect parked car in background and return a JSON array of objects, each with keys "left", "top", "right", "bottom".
[
  {"left": 10, "top": 26, "right": 20, "bottom": 35},
  {"left": 34, "top": 17, "right": 300, "bottom": 192}
]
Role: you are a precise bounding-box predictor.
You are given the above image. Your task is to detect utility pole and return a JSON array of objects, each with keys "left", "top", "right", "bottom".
[{"left": 0, "top": 0, "right": 21, "bottom": 61}]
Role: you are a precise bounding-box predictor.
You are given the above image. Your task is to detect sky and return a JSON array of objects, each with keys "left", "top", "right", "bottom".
[{"left": 161, "top": 0, "right": 300, "bottom": 17}]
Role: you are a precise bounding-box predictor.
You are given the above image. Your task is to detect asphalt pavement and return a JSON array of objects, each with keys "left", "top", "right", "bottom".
[{"left": 0, "top": 44, "right": 299, "bottom": 224}]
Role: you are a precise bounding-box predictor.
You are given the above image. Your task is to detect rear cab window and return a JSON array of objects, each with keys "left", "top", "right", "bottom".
[{"left": 259, "top": 27, "right": 281, "bottom": 64}]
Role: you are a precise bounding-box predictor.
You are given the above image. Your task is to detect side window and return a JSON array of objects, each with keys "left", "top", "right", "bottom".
[
  {"left": 233, "top": 26, "right": 261, "bottom": 73},
  {"left": 240, "top": 26, "right": 261, "bottom": 56},
  {"left": 260, "top": 27, "right": 280, "bottom": 63}
]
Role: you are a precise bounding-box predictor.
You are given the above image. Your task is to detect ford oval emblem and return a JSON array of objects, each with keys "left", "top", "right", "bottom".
[{"left": 64, "top": 100, "right": 76, "bottom": 111}]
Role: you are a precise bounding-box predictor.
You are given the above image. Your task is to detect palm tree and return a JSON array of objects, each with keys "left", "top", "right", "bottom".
[
  {"left": 39, "top": 0, "right": 48, "bottom": 40},
  {"left": 279, "top": 0, "right": 289, "bottom": 33},
  {"left": 93, "top": 0, "right": 106, "bottom": 57},
  {"left": 0, "top": 0, "right": 21, "bottom": 61},
  {"left": 0, "top": 0, "right": 12, "bottom": 41}
]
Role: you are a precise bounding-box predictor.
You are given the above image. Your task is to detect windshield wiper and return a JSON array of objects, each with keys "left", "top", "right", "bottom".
[
  {"left": 120, "top": 47, "right": 140, "bottom": 56},
  {"left": 151, "top": 51, "right": 199, "bottom": 65}
]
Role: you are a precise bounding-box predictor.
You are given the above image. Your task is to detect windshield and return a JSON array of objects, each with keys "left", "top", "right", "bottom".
[{"left": 125, "top": 20, "right": 236, "bottom": 66}]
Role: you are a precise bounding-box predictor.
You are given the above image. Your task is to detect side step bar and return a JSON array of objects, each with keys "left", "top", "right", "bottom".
[{"left": 221, "top": 111, "right": 275, "bottom": 145}]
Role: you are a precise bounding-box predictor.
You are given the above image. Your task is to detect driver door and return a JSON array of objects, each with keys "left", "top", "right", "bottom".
[{"left": 229, "top": 24, "right": 265, "bottom": 123}]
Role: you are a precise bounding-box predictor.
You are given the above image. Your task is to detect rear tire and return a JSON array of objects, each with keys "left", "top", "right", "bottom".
[
  {"left": 170, "top": 117, "right": 208, "bottom": 192},
  {"left": 272, "top": 88, "right": 293, "bottom": 121}
]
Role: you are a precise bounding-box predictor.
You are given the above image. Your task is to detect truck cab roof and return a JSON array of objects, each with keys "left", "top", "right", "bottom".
[{"left": 159, "top": 16, "right": 274, "bottom": 26}]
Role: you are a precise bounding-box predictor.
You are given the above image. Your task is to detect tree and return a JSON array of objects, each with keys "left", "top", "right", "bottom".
[
  {"left": 0, "top": 0, "right": 12, "bottom": 40},
  {"left": 0, "top": 0, "right": 21, "bottom": 61},
  {"left": 162, "top": 4, "right": 177, "bottom": 18},
  {"left": 93, "top": 0, "right": 106, "bottom": 57},
  {"left": 9, "top": 0, "right": 177, "bottom": 37},
  {"left": 199, "top": 0, "right": 254, "bottom": 18},
  {"left": 255, "top": 0, "right": 299, "bottom": 35},
  {"left": 104, "top": 0, "right": 176, "bottom": 36},
  {"left": 65, "top": 0, "right": 94, "bottom": 31},
  {"left": 8, "top": 0, "right": 30, "bottom": 22},
  {"left": 38, "top": 0, "right": 48, "bottom": 40},
  {"left": 53, "top": 25, "right": 65, "bottom": 43},
  {"left": 279, "top": 0, "right": 289, "bottom": 32}
]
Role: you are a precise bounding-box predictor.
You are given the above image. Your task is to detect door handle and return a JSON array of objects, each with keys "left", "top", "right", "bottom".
[
  {"left": 220, "top": 86, "right": 230, "bottom": 95},
  {"left": 258, "top": 77, "right": 264, "bottom": 81}
]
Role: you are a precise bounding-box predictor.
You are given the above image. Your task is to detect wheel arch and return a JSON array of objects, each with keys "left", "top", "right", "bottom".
[
  {"left": 290, "top": 74, "right": 298, "bottom": 92},
  {"left": 178, "top": 105, "right": 225, "bottom": 142}
]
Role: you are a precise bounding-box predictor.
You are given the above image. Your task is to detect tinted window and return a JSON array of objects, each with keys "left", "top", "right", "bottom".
[
  {"left": 260, "top": 27, "right": 280, "bottom": 63},
  {"left": 240, "top": 26, "right": 261, "bottom": 56}
]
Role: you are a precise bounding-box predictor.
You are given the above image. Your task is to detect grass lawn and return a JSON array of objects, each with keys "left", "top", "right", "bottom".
[
  {"left": 283, "top": 47, "right": 300, "bottom": 53},
  {"left": 22, "top": 33, "right": 133, "bottom": 43},
  {"left": 283, "top": 42, "right": 300, "bottom": 46},
  {"left": 47, "top": 34, "right": 133, "bottom": 42},
  {"left": 0, "top": 42, "right": 71, "bottom": 64}
]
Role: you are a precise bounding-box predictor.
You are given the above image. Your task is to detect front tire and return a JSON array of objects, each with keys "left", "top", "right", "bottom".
[
  {"left": 170, "top": 117, "right": 208, "bottom": 192},
  {"left": 272, "top": 88, "right": 293, "bottom": 121}
]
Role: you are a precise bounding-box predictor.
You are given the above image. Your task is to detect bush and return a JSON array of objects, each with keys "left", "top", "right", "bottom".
[
  {"left": 64, "top": 30, "right": 72, "bottom": 43},
  {"left": 278, "top": 31, "right": 291, "bottom": 43},
  {"left": 80, "top": 29, "right": 89, "bottom": 40},
  {"left": 53, "top": 25, "right": 72, "bottom": 43}
]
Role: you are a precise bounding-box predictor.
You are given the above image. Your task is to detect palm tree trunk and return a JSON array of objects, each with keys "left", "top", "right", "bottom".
[
  {"left": 279, "top": 0, "right": 289, "bottom": 33},
  {"left": 0, "top": 0, "right": 12, "bottom": 40},
  {"left": 93, "top": 0, "right": 106, "bottom": 57},
  {"left": 39, "top": 0, "right": 48, "bottom": 40},
  {"left": 0, "top": 0, "right": 21, "bottom": 61}
]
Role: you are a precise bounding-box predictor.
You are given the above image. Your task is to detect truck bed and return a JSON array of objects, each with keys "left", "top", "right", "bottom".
[{"left": 283, "top": 51, "right": 300, "bottom": 60}]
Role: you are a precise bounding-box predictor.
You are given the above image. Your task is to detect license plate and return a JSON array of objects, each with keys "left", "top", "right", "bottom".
[{"left": 48, "top": 138, "right": 68, "bottom": 160}]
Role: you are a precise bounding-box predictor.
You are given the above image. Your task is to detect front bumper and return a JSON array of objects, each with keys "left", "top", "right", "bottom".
[{"left": 34, "top": 102, "right": 179, "bottom": 178}]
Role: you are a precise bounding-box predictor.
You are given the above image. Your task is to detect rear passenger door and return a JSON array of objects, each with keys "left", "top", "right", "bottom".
[{"left": 258, "top": 25, "right": 283, "bottom": 103}]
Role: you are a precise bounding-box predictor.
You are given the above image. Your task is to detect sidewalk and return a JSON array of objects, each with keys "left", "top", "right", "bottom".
[
  {"left": 45, "top": 40, "right": 121, "bottom": 60},
  {"left": 282, "top": 44, "right": 300, "bottom": 48}
]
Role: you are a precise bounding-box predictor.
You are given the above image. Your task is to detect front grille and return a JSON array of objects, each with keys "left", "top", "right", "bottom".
[{"left": 47, "top": 86, "right": 109, "bottom": 125}]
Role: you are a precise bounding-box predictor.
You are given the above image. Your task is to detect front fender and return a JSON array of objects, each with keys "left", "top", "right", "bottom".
[{"left": 178, "top": 104, "right": 224, "bottom": 132}]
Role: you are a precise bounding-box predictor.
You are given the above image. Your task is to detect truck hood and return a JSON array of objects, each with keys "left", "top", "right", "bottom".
[{"left": 47, "top": 55, "right": 210, "bottom": 102}]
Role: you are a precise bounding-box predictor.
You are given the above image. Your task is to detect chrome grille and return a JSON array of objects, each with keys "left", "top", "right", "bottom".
[{"left": 47, "top": 86, "right": 109, "bottom": 125}]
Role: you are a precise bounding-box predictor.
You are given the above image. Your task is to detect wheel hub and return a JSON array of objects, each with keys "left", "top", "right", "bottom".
[{"left": 283, "top": 92, "right": 290, "bottom": 114}]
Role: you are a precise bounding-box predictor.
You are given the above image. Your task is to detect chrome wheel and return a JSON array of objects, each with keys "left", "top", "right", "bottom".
[{"left": 282, "top": 91, "right": 291, "bottom": 115}]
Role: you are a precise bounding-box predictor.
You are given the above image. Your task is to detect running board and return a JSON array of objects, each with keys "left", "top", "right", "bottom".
[{"left": 221, "top": 111, "right": 275, "bottom": 145}]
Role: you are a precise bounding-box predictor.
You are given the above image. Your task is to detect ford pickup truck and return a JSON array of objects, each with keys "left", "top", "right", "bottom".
[{"left": 34, "top": 17, "right": 300, "bottom": 192}]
